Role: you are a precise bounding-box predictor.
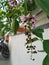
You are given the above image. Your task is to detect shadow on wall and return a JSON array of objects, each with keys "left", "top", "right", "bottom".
[{"left": 36, "top": 23, "right": 49, "bottom": 29}]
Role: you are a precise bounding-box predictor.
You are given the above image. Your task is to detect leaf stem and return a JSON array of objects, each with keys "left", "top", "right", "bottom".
[
  {"left": 24, "top": 0, "right": 28, "bottom": 14},
  {"left": 38, "top": 50, "right": 45, "bottom": 52}
]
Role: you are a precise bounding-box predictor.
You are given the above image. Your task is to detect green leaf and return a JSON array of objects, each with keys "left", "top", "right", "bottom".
[
  {"left": 25, "top": 37, "right": 38, "bottom": 45},
  {"left": 0, "top": 9, "right": 2, "bottom": 15},
  {"left": 0, "top": 32, "right": 3, "bottom": 36},
  {"left": 27, "top": 0, "right": 36, "bottom": 11},
  {"left": 32, "top": 28, "right": 44, "bottom": 33},
  {"left": 0, "top": 31, "right": 4, "bottom": 36},
  {"left": 32, "top": 37, "right": 38, "bottom": 42},
  {"left": 0, "top": 21, "right": 4, "bottom": 28},
  {"left": 1, "top": 27, "right": 6, "bottom": 31},
  {"left": 25, "top": 41, "right": 32, "bottom": 45},
  {"left": 43, "top": 40, "right": 49, "bottom": 54},
  {"left": 11, "top": 20, "right": 19, "bottom": 35},
  {"left": 31, "top": 28, "right": 44, "bottom": 38},
  {"left": 35, "top": 0, "right": 49, "bottom": 16},
  {"left": 43, "top": 55, "right": 49, "bottom": 65},
  {"left": 23, "top": 0, "right": 36, "bottom": 14}
]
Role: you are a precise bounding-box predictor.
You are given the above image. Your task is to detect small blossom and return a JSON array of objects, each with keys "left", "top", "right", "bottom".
[
  {"left": 20, "top": 15, "right": 27, "bottom": 23},
  {"left": 20, "top": 14, "right": 36, "bottom": 28},
  {"left": 31, "top": 15, "right": 36, "bottom": 28},
  {"left": 8, "top": 0, "right": 18, "bottom": 7},
  {"left": 31, "top": 18, "right": 36, "bottom": 23}
]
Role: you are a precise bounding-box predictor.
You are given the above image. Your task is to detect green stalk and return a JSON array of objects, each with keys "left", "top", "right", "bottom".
[
  {"left": 24, "top": 0, "right": 28, "bottom": 15},
  {"left": 30, "top": 43, "right": 33, "bottom": 60}
]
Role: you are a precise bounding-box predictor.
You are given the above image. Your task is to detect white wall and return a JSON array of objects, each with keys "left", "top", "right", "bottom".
[{"left": 9, "top": 28, "right": 49, "bottom": 65}]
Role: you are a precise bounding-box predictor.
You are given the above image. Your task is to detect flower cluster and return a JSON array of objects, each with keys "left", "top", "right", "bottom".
[
  {"left": 20, "top": 13, "right": 36, "bottom": 28},
  {"left": 20, "top": 13, "right": 36, "bottom": 61},
  {"left": 8, "top": 0, "right": 19, "bottom": 7}
]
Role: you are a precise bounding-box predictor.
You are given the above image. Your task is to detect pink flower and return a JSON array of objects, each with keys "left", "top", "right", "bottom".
[
  {"left": 32, "top": 23, "right": 35, "bottom": 28},
  {"left": 31, "top": 16, "right": 36, "bottom": 28},
  {"left": 20, "top": 14, "right": 36, "bottom": 28},
  {"left": 8, "top": 0, "right": 18, "bottom": 7},
  {"left": 31, "top": 17, "right": 36, "bottom": 22},
  {"left": 20, "top": 15, "right": 27, "bottom": 23}
]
